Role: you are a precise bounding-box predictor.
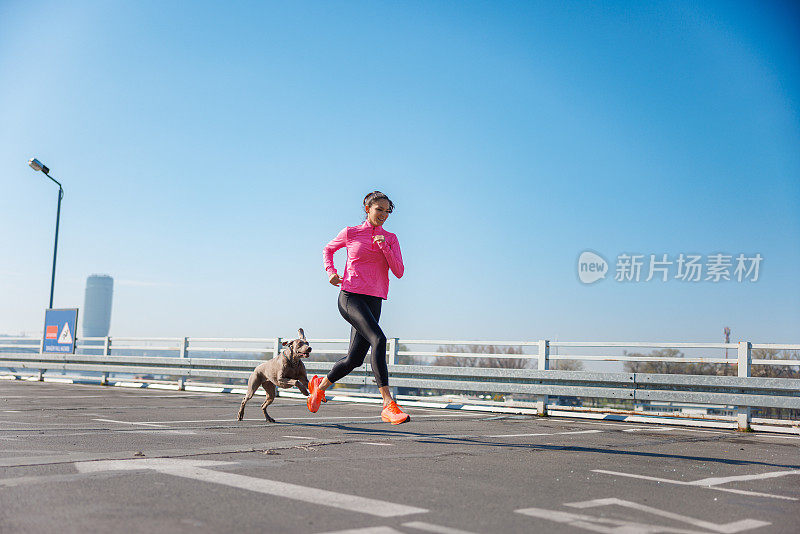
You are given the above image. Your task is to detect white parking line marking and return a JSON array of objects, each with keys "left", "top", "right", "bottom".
[
  {"left": 283, "top": 436, "right": 317, "bottom": 440},
  {"left": 688, "top": 469, "right": 800, "bottom": 486},
  {"left": 93, "top": 418, "right": 166, "bottom": 428},
  {"left": 554, "top": 418, "right": 730, "bottom": 434},
  {"left": 536, "top": 418, "right": 637, "bottom": 428},
  {"left": 1, "top": 395, "right": 108, "bottom": 399},
  {"left": 317, "top": 527, "right": 402, "bottom": 534},
  {"left": 135, "top": 413, "right": 482, "bottom": 425},
  {"left": 593, "top": 470, "right": 797, "bottom": 501},
  {"left": 622, "top": 427, "right": 671, "bottom": 432},
  {"left": 487, "top": 430, "right": 604, "bottom": 438},
  {"left": 403, "top": 520, "right": 480, "bottom": 533},
  {"left": 566, "top": 498, "right": 770, "bottom": 533},
  {"left": 75, "top": 459, "right": 429, "bottom": 517},
  {"left": 127, "top": 430, "right": 198, "bottom": 435},
  {"left": 0, "top": 471, "right": 126, "bottom": 488},
  {"left": 668, "top": 427, "right": 728, "bottom": 434},
  {"left": 359, "top": 442, "right": 394, "bottom": 446},
  {"left": 399, "top": 406, "right": 451, "bottom": 414}
]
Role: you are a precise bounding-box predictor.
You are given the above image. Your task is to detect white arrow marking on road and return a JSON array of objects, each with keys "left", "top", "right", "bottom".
[
  {"left": 566, "top": 498, "right": 770, "bottom": 533},
  {"left": 517, "top": 507, "right": 710, "bottom": 534},
  {"left": 517, "top": 506, "right": 770, "bottom": 534},
  {"left": 593, "top": 469, "right": 797, "bottom": 501},
  {"left": 75, "top": 459, "right": 428, "bottom": 518}
]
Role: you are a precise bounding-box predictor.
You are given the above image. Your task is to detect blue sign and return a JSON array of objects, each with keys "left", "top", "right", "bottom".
[{"left": 42, "top": 308, "right": 79, "bottom": 354}]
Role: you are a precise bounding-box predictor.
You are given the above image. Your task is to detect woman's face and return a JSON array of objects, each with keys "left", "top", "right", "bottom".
[{"left": 365, "top": 199, "right": 391, "bottom": 226}]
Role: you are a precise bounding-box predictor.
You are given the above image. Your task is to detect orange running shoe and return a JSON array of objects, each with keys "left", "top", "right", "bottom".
[
  {"left": 381, "top": 401, "right": 409, "bottom": 424},
  {"left": 306, "top": 375, "right": 327, "bottom": 413}
]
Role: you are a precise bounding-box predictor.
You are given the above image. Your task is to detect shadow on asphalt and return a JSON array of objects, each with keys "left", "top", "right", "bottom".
[{"left": 268, "top": 420, "right": 800, "bottom": 471}]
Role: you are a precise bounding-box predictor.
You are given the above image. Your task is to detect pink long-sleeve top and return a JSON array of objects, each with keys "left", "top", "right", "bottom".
[{"left": 323, "top": 219, "right": 404, "bottom": 299}]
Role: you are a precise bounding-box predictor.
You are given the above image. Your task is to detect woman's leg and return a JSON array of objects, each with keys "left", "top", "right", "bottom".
[
  {"left": 364, "top": 297, "right": 393, "bottom": 404},
  {"left": 324, "top": 324, "right": 371, "bottom": 386},
  {"left": 359, "top": 295, "right": 394, "bottom": 405},
  {"left": 321, "top": 292, "right": 392, "bottom": 403}
]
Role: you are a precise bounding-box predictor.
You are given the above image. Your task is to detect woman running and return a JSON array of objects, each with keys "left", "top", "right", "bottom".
[{"left": 307, "top": 191, "right": 408, "bottom": 424}]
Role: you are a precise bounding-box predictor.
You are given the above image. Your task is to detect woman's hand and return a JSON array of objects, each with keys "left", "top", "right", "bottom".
[
  {"left": 328, "top": 273, "right": 342, "bottom": 286},
  {"left": 373, "top": 235, "right": 385, "bottom": 244}
]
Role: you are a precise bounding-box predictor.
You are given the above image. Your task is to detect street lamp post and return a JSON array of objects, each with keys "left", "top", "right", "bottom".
[{"left": 28, "top": 158, "right": 63, "bottom": 309}]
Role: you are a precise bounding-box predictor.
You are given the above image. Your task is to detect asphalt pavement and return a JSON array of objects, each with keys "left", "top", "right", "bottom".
[{"left": 1, "top": 378, "right": 798, "bottom": 534}]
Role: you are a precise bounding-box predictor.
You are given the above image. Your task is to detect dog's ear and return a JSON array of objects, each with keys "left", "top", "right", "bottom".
[
  {"left": 282, "top": 340, "right": 290, "bottom": 347},
  {"left": 298, "top": 328, "right": 306, "bottom": 340}
]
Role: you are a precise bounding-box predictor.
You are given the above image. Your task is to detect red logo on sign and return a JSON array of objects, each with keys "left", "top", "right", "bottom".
[{"left": 46, "top": 325, "right": 58, "bottom": 339}]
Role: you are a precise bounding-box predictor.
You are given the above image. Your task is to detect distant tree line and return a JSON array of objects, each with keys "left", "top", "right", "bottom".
[
  {"left": 621, "top": 348, "right": 799, "bottom": 378},
  {"left": 433, "top": 344, "right": 584, "bottom": 371},
  {"left": 622, "top": 348, "right": 799, "bottom": 419},
  {"left": 404, "top": 344, "right": 583, "bottom": 402}
]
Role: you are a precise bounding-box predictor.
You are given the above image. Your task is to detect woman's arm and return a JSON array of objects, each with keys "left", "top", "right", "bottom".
[
  {"left": 377, "top": 234, "right": 404, "bottom": 278},
  {"left": 323, "top": 227, "right": 348, "bottom": 276}
]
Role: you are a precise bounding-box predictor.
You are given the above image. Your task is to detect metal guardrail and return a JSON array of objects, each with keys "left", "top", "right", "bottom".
[{"left": 0, "top": 336, "right": 798, "bottom": 431}]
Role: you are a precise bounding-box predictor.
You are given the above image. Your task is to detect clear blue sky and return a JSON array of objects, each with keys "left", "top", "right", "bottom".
[{"left": 1, "top": 1, "right": 798, "bottom": 343}]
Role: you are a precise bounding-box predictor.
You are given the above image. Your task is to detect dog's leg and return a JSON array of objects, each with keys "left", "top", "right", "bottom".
[
  {"left": 260, "top": 382, "right": 276, "bottom": 423},
  {"left": 278, "top": 378, "right": 309, "bottom": 395},
  {"left": 237, "top": 373, "right": 261, "bottom": 421},
  {"left": 298, "top": 369, "right": 310, "bottom": 396},
  {"left": 296, "top": 377, "right": 310, "bottom": 396}
]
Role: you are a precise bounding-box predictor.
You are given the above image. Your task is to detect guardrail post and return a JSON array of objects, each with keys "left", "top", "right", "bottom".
[
  {"left": 536, "top": 339, "right": 550, "bottom": 416},
  {"left": 388, "top": 337, "right": 399, "bottom": 398},
  {"left": 178, "top": 337, "right": 189, "bottom": 391},
  {"left": 736, "top": 341, "right": 752, "bottom": 431},
  {"left": 273, "top": 338, "right": 282, "bottom": 396},
  {"left": 38, "top": 335, "right": 45, "bottom": 381},
  {"left": 102, "top": 336, "right": 111, "bottom": 386}
]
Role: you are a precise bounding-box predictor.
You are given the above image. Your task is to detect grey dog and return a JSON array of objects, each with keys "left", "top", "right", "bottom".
[{"left": 237, "top": 328, "right": 312, "bottom": 423}]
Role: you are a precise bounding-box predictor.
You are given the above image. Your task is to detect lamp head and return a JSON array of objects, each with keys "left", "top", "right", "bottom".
[{"left": 28, "top": 158, "right": 50, "bottom": 174}]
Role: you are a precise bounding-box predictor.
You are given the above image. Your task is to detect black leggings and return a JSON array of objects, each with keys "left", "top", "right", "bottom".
[{"left": 327, "top": 290, "right": 389, "bottom": 388}]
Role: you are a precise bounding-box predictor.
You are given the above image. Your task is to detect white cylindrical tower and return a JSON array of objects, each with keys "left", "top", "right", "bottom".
[{"left": 83, "top": 274, "right": 113, "bottom": 338}]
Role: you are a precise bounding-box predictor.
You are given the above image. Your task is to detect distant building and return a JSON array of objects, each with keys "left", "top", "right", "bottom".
[{"left": 83, "top": 275, "right": 113, "bottom": 338}]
